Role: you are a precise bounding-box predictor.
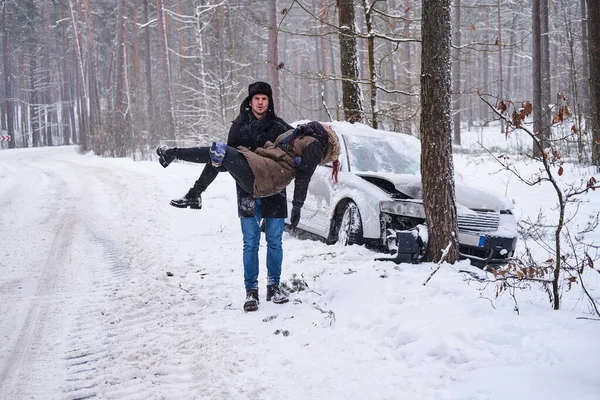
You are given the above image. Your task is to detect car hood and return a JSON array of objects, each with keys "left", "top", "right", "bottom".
[{"left": 357, "top": 173, "right": 513, "bottom": 211}]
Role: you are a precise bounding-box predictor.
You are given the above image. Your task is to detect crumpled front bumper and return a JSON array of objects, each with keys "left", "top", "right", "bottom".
[{"left": 458, "top": 233, "right": 517, "bottom": 267}]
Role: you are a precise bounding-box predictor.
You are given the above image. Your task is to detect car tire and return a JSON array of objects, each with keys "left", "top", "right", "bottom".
[{"left": 334, "top": 201, "right": 364, "bottom": 246}]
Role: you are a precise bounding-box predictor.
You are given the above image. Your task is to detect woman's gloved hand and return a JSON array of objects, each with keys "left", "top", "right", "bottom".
[{"left": 290, "top": 206, "right": 301, "bottom": 229}]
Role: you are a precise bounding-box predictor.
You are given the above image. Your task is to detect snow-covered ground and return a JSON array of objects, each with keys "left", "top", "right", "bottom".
[{"left": 0, "top": 124, "right": 599, "bottom": 400}]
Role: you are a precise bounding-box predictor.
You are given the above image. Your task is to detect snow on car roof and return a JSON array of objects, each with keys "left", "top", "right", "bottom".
[{"left": 327, "top": 121, "right": 421, "bottom": 175}]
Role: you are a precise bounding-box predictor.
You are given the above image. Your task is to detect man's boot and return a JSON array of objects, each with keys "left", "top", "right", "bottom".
[
  {"left": 266, "top": 285, "right": 289, "bottom": 304},
  {"left": 244, "top": 289, "right": 259, "bottom": 312},
  {"left": 170, "top": 188, "right": 202, "bottom": 209}
]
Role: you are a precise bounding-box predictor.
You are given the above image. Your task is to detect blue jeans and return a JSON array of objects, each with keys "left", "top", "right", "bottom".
[{"left": 240, "top": 199, "right": 285, "bottom": 291}]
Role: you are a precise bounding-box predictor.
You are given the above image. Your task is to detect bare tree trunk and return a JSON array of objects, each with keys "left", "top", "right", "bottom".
[
  {"left": 84, "top": 0, "right": 101, "bottom": 138},
  {"left": 59, "top": 2, "right": 71, "bottom": 145},
  {"left": 177, "top": 0, "right": 184, "bottom": 98},
  {"left": 558, "top": 2, "right": 585, "bottom": 161},
  {"left": 194, "top": 0, "right": 206, "bottom": 128},
  {"left": 215, "top": 3, "right": 226, "bottom": 127},
  {"left": 143, "top": 0, "right": 155, "bottom": 142},
  {"left": 532, "top": 0, "right": 544, "bottom": 156},
  {"left": 581, "top": 0, "right": 590, "bottom": 128},
  {"left": 156, "top": 0, "right": 175, "bottom": 140},
  {"left": 2, "top": 1, "right": 15, "bottom": 149},
  {"left": 318, "top": 0, "right": 330, "bottom": 119},
  {"left": 115, "top": 0, "right": 131, "bottom": 156},
  {"left": 69, "top": 51, "right": 78, "bottom": 144},
  {"left": 328, "top": 30, "right": 340, "bottom": 120},
  {"left": 267, "top": 0, "right": 280, "bottom": 115},
  {"left": 337, "top": 0, "right": 363, "bottom": 123},
  {"left": 480, "top": 8, "right": 489, "bottom": 121},
  {"left": 68, "top": 0, "right": 89, "bottom": 151},
  {"left": 403, "top": 9, "right": 413, "bottom": 133},
  {"left": 497, "top": 0, "right": 504, "bottom": 134},
  {"left": 27, "top": 1, "right": 41, "bottom": 147},
  {"left": 541, "top": 0, "right": 551, "bottom": 136},
  {"left": 362, "top": 0, "right": 378, "bottom": 129},
  {"left": 420, "top": 0, "right": 460, "bottom": 264},
  {"left": 132, "top": 7, "right": 141, "bottom": 95},
  {"left": 506, "top": 13, "right": 516, "bottom": 99},
  {"left": 588, "top": 0, "right": 600, "bottom": 166},
  {"left": 452, "top": 0, "right": 461, "bottom": 144},
  {"left": 43, "top": 0, "right": 53, "bottom": 147}
]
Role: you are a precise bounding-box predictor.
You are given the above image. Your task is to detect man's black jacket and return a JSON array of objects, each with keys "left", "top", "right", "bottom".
[{"left": 227, "top": 110, "right": 292, "bottom": 218}]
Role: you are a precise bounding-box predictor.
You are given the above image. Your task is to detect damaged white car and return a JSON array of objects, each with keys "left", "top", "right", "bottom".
[{"left": 286, "top": 122, "right": 518, "bottom": 267}]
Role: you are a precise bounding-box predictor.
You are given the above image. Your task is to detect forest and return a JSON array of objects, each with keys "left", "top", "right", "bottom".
[{"left": 0, "top": 0, "right": 598, "bottom": 167}]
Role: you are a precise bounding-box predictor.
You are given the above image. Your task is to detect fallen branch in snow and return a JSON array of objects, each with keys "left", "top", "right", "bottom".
[
  {"left": 313, "top": 269, "right": 327, "bottom": 280},
  {"left": 179, "top": 283, "right": 190, "bottom": 293},
  {"left": 262, "top": 315, "right": 278, "bottom": 322},
  {"left": 479, "top": 296, "right": 497, "bottom": 310},
  {"left": 423, "top": 241, "right": 453, "bottom": 286},
  {"left": 295, "top": 252, "right": 337, "bottom": 263},
  {"left": 312, "top": 303, "right": 336, "bottom": 326}
]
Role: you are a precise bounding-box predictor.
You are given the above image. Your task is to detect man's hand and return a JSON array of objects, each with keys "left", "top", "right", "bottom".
[{"left": 290, "top": 206, "right": 301, "bottom": 229}]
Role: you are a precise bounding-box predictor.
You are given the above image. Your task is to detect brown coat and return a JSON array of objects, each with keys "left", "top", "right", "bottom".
[{"left": 238, "top": 128, "right": 336, "bottom": 198}]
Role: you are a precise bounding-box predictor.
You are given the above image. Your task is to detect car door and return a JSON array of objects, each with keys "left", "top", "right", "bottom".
[{"left": 302, "top": 163, "right": 337, "bottom": 237}]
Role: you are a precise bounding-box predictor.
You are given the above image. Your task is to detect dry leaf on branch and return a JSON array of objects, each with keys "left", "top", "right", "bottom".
[
  {"left": 512, "top": 111, "right": 522, "bottom": 127},
  {"left": 521, "top": 101, "right": 533, "bottom": 117},
  {"left": 498, "top": 100, "right": 507, "bottom": 114},
  {"left": 553, "top": 110, "right": 563, "bottom": 124}
]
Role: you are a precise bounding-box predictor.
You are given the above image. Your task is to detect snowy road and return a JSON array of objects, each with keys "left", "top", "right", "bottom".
[
  {"left": 1, "top": 146, "right": 599, "bottom": 400},
  {"left": 0, "top": 147, "right": 162, "bottom": 398}
]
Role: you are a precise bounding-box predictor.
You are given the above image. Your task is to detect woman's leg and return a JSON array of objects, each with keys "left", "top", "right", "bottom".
[
  {"left": 221, "top": 150, "right": 255, "bottom": 195},
  {"left": 192, "top": 164, "right": 219, "bottom": 193},
  {"left": 175, "top": 145, "right": 256, "bottom": 195},
  {"left": 169, "top": 164, "right": 218, "bottom": 209}
]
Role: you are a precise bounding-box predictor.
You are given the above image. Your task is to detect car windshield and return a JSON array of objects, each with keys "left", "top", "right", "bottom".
[{"left": 343, "top": 133, "right": 421, "bottom": 175}]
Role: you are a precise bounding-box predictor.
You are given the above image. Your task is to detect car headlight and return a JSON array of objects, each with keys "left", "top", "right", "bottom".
[{"left": 380, "top": 200, "right": 426, "bottom": 218}]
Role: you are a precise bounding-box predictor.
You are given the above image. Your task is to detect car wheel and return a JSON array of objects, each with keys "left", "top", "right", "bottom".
[{"left": 335, "top": 201, "right": 364, "bottom": 246}]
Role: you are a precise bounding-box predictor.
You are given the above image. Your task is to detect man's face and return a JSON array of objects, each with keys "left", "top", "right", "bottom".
[{"left": 250, "top": 94, "right": 269, "bottom": 119}]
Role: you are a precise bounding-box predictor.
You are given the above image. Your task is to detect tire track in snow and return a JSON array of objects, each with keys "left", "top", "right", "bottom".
[
  {"left": 48, "top": 156, "right": 203, "bottom": 399},
  {"left": 0, "top": 187, "right": 78, "bottom": 397},
  {"left": 1, "top": 148, "right": 248, "bottom": 398},
  {"left": 60, "top": 223, "right": 132, "bottom": 400},
  {"left": 0, "top": 149, "right": 132, "bottom": 399}
]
